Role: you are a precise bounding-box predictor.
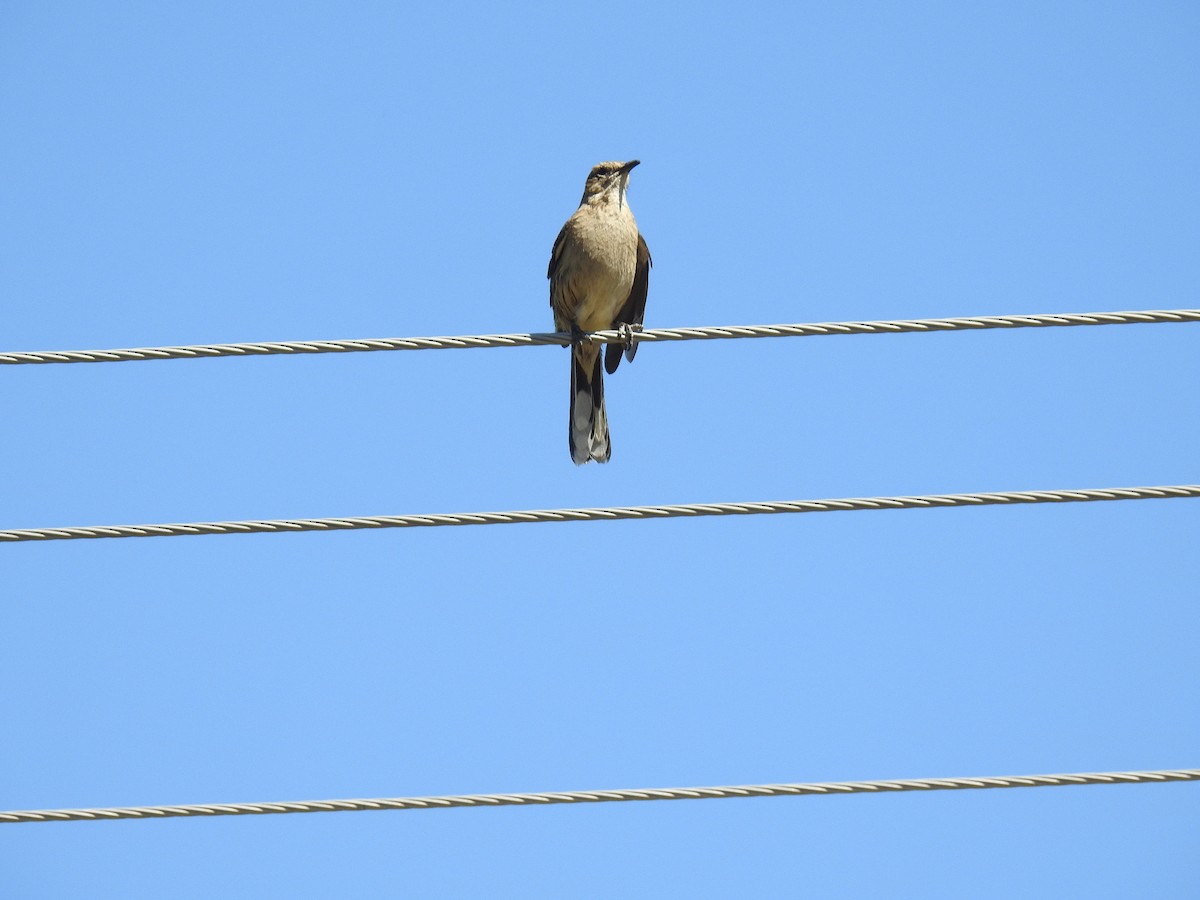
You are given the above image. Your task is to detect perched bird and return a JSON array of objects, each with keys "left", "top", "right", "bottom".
[{"left": 548, "top": 160, "right": 652, "bottom": 464}]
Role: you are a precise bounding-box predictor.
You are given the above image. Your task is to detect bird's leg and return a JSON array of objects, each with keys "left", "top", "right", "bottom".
[
  {"left": 569, "top": 324, "right": 587, "bottom": 347},
  {"left": 618, "top": 322, "right": 642, "bottom": 353}
]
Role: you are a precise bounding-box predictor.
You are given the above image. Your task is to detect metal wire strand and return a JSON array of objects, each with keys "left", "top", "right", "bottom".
[
  {"left": 3, "top": 768, "right": 1195, "bottom": 825},
  {"left": 2, "top": 485, "right": 1197, "bottom": 544},
  {"left": 2, "top": 308, "right": 1197, "bottom": 365}
]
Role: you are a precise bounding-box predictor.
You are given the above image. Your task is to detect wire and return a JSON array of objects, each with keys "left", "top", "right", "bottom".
[
  {"left": 2, "top": 484, "right": 1196, "bottom": 544},
  {"left": 3, "top": 768, "right": 1194, "bottom": 825},
  {"left": 2, "top": 308, "right": 1196, "bottom": 366}
]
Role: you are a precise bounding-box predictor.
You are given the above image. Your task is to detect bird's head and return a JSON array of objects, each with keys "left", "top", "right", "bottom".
[{"left": 580, "top": 159, "right": 640, "bottom": 207}]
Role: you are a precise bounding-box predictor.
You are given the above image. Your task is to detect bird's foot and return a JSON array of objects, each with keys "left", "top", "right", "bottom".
[{"left": 618, "top": 322, "right": 642, "bottom": 353}]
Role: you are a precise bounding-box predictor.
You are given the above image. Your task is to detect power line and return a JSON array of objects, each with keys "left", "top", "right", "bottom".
[
  {"left": 2, "top": 308, "right": 1196, "bottom": 366},
  {"left": 3, "top": 768, "right": 1194, "bottom": 825},
  {"left": 2, "top": 484, "right": 1196, "bottom": 544}
]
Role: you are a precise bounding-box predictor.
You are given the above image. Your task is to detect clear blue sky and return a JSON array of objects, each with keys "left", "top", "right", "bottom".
[{"left": 2, "top": 2, "right": 1198, "bottom": 896}]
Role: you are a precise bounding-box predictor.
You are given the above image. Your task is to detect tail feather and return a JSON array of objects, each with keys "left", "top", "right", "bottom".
[{"left": 569, "top": 343, "right": 610, "bottom": 464}]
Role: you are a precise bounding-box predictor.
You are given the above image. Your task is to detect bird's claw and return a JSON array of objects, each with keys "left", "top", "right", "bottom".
[{"left": 618, "top": 322, "right": 642, "bottom": 353}]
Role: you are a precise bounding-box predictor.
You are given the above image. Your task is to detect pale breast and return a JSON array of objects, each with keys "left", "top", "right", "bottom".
[{"left": 553, "top": 206, "right": 640, "bottom": 332}]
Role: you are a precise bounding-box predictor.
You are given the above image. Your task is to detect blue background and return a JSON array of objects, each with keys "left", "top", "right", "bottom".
[{"left": 2, "top": 2, "right": 1198, "bottom": 896}]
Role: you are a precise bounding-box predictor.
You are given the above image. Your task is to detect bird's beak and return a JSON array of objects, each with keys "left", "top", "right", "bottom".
[{"left": 621, "top": 160, "right": 641, "bottom": 173}]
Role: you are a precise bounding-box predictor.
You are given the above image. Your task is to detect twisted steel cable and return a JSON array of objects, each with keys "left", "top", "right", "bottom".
[
  {"left": 2, "top": 485, "right": 1196, "bottom": 544},
  {"left": 1, "top": 309, "right": 1196, "bottom": 365},
  {"left": 3, "top": 768, "right": 1195, "bottom": 824}
]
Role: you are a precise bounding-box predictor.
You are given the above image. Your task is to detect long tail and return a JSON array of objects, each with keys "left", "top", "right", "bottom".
[{"left": 569, "top": 342, "right": 610, "bottom": 464}]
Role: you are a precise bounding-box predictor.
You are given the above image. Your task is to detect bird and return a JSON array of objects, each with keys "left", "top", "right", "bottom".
[{"left": 548, "top": 160, "right": 651, "bottom": 464}]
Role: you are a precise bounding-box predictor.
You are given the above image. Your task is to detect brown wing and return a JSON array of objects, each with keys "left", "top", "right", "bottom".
[
  {"left": 604, "top": 232, "right": 652, "bottom": 374},
  {"left": 548, "top": 226, "right": 568, "bottom": 284},
  {"left": 547, "top": 225, "right": 574, "bottom": 332}
]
